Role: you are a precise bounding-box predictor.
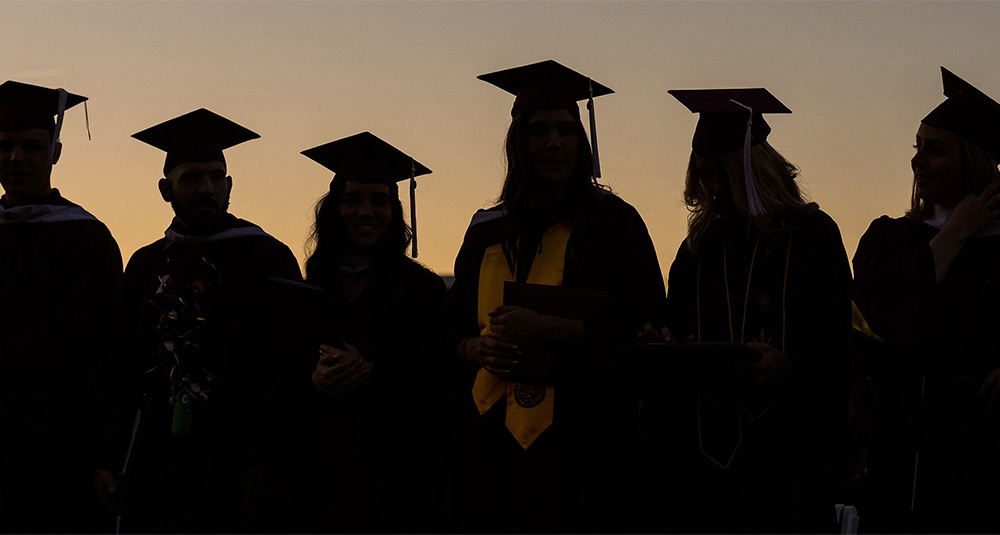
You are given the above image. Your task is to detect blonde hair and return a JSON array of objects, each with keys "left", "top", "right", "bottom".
[
  {"left": 907, "top": 135, "right": 1000, "bottom": 221},
  {"left": 684, "top": 141, "right": 817, "bottom": 253}
]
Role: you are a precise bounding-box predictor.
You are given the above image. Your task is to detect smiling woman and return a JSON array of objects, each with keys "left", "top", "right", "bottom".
[
  {"left": 439, "top": 60, "right": 664, "bottom": 532},
  {"left": 277, "top": 132, "right": 446, "bottom": 532},
  {"left": 854, "top": 67, "right": 1000, "bottom": 533},
  {"left": 337, "top": 181, "right": 393, "bottom": 251}
]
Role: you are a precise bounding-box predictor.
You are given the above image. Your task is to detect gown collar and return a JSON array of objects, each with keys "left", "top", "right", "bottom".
[{"left": 924, "top": 203, "right": 1000, "bottom": 237}]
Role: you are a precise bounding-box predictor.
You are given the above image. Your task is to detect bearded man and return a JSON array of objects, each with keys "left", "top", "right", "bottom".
[{"left": 93, "top": 109, "right": 301, "bottom": 533}]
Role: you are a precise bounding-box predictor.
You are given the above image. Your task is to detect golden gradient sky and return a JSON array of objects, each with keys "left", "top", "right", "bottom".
[{"left": 4, "top": 1, "right": 1000, "bottom": 281}]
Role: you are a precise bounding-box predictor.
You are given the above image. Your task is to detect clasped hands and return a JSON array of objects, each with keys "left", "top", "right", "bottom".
[
  {"left": 312, "top": 342, "right": 373, "bottom": 395},
  {"left": 637, "top": 324, "right": 791, "bottom": 386},
  {"left": 463, "top": 305, "right": 582, "bottom": 376}
]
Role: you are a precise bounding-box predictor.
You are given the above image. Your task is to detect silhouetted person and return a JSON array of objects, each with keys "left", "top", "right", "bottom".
[
  {"left": 92, "top": 109, "right": 301, "bottom": 533},
  {"left": 439, "top": 60, "right": 664, "bottom": 533},
  {"left": 853, "top": 67, "right": 1000, "bottom": 533},
  {"left": 0, "top": 81, "right": 122, "bottom": 533},
  {"left": 639, "top": 88, "right": 849, "bottom": 533},
  {"left": 268, "top": 133, "right": 446, "bottom": 532}
]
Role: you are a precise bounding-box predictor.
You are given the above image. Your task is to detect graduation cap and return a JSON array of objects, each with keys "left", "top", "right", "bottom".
[
  {"left": 669, "top": 88, "right": 792, "bottom": 216},
  {"left": 131, "top": 108, "right": 260, "bottom": 176},
  {"left": 301, "top": 132, "right": 431, "bottom": 257},
  {"left": 478, "top": 60, "right": 614, "bottom": 178},
  {"left": 0, "top": 81, "right": 89, "bottom": 157},
  {"left": 921, "top": 67, "right": 1000, "bottom": 163}
]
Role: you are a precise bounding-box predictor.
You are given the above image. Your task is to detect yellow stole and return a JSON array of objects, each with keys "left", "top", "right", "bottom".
[{"left": 471, "top": 221, "right": 572, "bottom": 450}]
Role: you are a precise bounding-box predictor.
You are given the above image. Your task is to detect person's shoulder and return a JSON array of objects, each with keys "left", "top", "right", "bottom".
[
  {"left": 796, "top": 209, "right": 843, "bottom": 233},
  {"left": 37, "top": 195, "right": 114, "bottom": 235},
  {"left": 399, "top": 257, "right": 447, "bottom": 290},
  {"left": 125, "top": 237, "right": 168, "bottom": 273},
  {"left": 466, "top": 205, "right": 506, "bottom": 229},
  {"left": 860, "top": 213, "right": 918, "bottom": 240},
  {"left": 229, "top": 217, "right": 294, "bottom": 252},
  {"left": 459, "top": 206, "right": 508, "bottom": 251},
  {"left": 596, "top": 190, "right": 636, "bottom": 213},
  {"left": 129, "top": 237, "right": 168, "bottom": 260},
  {"left": 784, "top": 209, "right": 850, "bottom": 254},
  {"left": 590, "top": 190, "right": 648, "bottom": 229},
  {"left": 51, "top": 209, "right": 116, "bottom": 240},
  {"left": 674, "top": 236, "right": 695, "bottom": 257},
  {"left": 400, "top": 256, "right": 441, "bottom": 278},
  {"left": 71, "top": 213, "right": 118, "bottom": 246}
]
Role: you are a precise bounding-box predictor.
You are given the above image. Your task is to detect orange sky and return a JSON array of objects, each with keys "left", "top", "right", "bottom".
[{"left": 5, "top": 1, "right": 1000, "bottom": 281}]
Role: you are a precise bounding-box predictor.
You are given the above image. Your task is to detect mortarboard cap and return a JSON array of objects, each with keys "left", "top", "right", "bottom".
[
  {"left": 669, "top": 88, "right": 792, "bottom": 217},
  {"left": 301, "top": 131, "right": 431, "bottom": 186},
  {"left": 479, "top": 60, "right": 613, "bottom": 178},
  {"left": 477, "top": 60, "right": 613, "bottom": 119},
  {"left": 131, "top": 108, "right": 260, "bottom": 176},
  {"left": 0, "top": 81, "right": 87, "bottom": 133},
  {"left": 302, "top": 132, "right": 431, "bottom": 258},
  {"left": 669, "top": 88, "right": 791, "bottom": 157},
  {"left": 0, "top": 81, "right": 88, "bottom": 157},
  {"left": 921, "top": 67, "right": 1000, "bottom": 163}
]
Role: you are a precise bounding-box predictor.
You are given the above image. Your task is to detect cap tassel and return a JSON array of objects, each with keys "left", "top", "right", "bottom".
[
  {"left": 84, "top": 100, "right": 91, "bottom": 141},
  {"left": 587, "top": 78, "right": 601, "bottom": 179},
  {"left": 409, "top": 158, "right": 418, "bottom": 258},
  {"left": 729, "top": 99, "right": 767, "bottom": 216},
  {"left": 51, "top": 88, "right": 68, "bottom": 158}
]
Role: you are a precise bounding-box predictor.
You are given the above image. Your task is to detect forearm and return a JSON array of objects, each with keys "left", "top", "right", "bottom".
[{"left": 456, "top": 337, "right": 475, "bottom": 364}]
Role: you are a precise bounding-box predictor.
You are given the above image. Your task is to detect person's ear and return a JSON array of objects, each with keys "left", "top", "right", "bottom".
[
  {"left": 158, "top": 178, "right": 173, "bottom": 202},
  {"left": 226, "top": 175, "right": 233, "bottom": 194},
  {"left": 51, "top": 141, "right": 62, "bottom": 165}
]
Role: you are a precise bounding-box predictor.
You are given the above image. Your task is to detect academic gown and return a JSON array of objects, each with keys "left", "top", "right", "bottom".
[
  {"left": 438, "top": 193, "right": 665, "bottom": 533},
  {"left": 275, "top": 257, "right": 446, "bottom": 533},
  {"left": 853, "top": 215, "right": 1000, "bottom": 533},
  {"left": 641, "top": 211, "right": 850, "bottom": 533},
  {"left": 0, "top": 190, "right": 122, "bottom": 533},
  {"left": 99, "top": 215, "right": 301, "bottom": 534}
]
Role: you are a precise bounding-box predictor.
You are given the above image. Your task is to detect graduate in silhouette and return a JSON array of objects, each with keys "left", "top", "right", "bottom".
[
  {"left": 438, "top": 60, "right": 664, "bottom": 532},
  {"left": 639, "top": 87, "right": 850, "bottom": 533},
  {"left": 268, "top": 132, "right": 447, "bottom": 533},
  {"left": 0, "top": 81, "right": 122, "bottom": 533},
  {"left": 93, "top": 109, "right": 301, "bottom": 533},
  {"left": 853, "top": 67, "right": 1000, "bottom": 533}
]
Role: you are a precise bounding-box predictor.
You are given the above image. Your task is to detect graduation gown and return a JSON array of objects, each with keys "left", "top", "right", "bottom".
[
  {"left": 439, "top": 193, "right": 665, "bottom": 533},
  {"left": 0, "top": 190, "right": 122, "bottom": 533},
  {"left": 641, "top": 210, "right": 850, "bottom": 533},
  {"left": 101, "top": 215, "right": 301, "bottom": 533},
  {"left": 272, "top": 257, "right": 446, "bottom": 533},
  {"left": 853, "top": 215, "right": 1000, "bottom": 533}
]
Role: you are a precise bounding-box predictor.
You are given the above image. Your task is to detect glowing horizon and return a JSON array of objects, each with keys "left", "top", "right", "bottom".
[{"left": 5, "top": 1, "right": 1000, "bottom": 281}]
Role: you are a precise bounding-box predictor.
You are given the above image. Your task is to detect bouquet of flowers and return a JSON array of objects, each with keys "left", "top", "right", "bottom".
[{"left": 148, "top": 250, "right": 222, "bottom": 437}]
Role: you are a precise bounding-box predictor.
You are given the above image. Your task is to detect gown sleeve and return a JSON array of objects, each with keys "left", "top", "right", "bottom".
[{"left": 852, "top": 216, "right": 936, "bottom": 345}]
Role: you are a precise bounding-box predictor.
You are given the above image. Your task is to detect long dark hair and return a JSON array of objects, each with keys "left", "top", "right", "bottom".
[
  {"left": 497, "top": 108, "right": 606, "bottom": 277},
  {"left": 304, "top": 178, "right": 412, "bottom": 283}
]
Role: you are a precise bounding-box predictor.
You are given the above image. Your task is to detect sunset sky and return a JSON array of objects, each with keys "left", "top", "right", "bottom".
[{"left": 5, "top": 1, "right": 1000, "bottom": 281}]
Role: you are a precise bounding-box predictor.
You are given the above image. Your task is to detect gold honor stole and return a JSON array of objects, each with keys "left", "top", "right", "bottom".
[{"left": 471, "top": 221, "right": 572, "bottom": 450}]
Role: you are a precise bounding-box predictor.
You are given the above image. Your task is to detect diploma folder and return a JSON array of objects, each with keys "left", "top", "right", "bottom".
[
  {"left": 500, "top": 281, "right": 611, "bottom": 386},
  {"left": 628, "top": 342, "right": 763, "bottom": 362}
]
